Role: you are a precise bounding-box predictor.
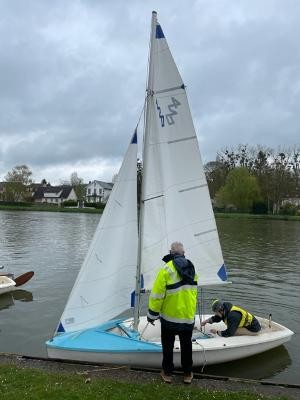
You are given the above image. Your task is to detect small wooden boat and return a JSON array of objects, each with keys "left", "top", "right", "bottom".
[{"left": 0, "top": 271, "right": 34, "bottom": 296}]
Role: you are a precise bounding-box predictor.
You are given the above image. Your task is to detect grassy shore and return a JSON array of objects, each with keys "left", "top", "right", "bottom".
[
  {"left": 215, "top": 212, "right": 300, "bottom": 221},
  {"left": 0, "top": 364, "right": 291, "bottom": 400}
]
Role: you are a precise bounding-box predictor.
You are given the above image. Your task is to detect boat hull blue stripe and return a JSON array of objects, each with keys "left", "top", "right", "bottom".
[{"left": 47, "top": 320, "right": 162, "bottom": 353}]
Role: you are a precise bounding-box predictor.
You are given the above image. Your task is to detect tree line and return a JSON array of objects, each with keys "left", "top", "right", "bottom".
[
  {"left": 1, "top": 146, "right": 300, "bottom": 215},
  {"left": 205, "top": 145, "right": 300, "bottom": 214},
  {"left": 0, "top": 165, "right": 86, "bottom": 203}
]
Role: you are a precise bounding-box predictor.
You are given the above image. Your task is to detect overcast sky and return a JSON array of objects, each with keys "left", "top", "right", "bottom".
[{"left": 0, "top": 0, "right": 299, "bottom": 184}]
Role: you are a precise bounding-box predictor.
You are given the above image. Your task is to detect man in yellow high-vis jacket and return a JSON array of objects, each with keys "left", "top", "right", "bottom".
[
  {"left": 147, "top": 242, "right": 198, "bottom": 384},
  {"left": 201, "top": 299, "right": 261, "bottom": 337}
]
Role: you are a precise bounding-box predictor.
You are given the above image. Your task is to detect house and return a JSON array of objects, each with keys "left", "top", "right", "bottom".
[
  {"left": 85, "top": 180, "right": 113, "bottom": 203},
  {"left": 32, "top": 185, "right": 77, "bottom": 205},
  {"left": 281, "top": 197, "right": 300, "bottom": 208}
]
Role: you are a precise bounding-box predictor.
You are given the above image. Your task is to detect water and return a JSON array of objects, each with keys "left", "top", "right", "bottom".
[
  {"left": 0, "top": 211, "right": 299, "bottom": 384},
  {"left": 198, "top": 218, "right": 300, "bottom": 383}
]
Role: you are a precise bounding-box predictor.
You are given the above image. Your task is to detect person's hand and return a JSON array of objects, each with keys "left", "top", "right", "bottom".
[
  {"left": 200, "top": 320, "right": 207, "bottom": 327},
  {"left": 147, "top": 316, "right": 155, "bottom": 325}
]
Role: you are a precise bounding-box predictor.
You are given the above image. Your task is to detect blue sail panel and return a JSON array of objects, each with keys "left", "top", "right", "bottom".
[
  {"left": 217, "top": 264, "right": 228, "bottom": 281},
  {"left": 130, "top": 290, "right": 135, "bottom": 307},
  {"left": 57, "top": 322, "right": 65, "bottom": 333},
  {"left": 156, "top": 24, "right": 165, "bottom": 39},
  {"left": 130, "top": 273, "right": 145, "bottom": 307},
  {"left": 131, "top": 129, "right": 137, "bottom": 144}
]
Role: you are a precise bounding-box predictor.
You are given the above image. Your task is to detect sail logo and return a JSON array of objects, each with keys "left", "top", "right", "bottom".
[
  {"left": 156, "top": 99, "right": 165, "bottom": 127},
  {"left": 156, "top": 97, "right": 181, "bottom": 127}
]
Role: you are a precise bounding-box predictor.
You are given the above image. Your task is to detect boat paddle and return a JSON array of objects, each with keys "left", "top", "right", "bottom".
[{"left": 14, "top": 271, "right": 34, "bottom": 287}]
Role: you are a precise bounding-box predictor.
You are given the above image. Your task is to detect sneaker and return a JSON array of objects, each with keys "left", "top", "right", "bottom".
[
  {"left": 183, "top": 372, "right": 193, "bottom": 384},
  {"left": 160, "top": 370, "right": 172, "bottom": 383}
]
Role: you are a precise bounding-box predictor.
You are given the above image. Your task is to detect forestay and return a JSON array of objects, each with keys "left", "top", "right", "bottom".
[
  {"left": 56, "top": 132, "right": 138, "bottom": 334},
  {"left": 141, "top": 14, "right": 227, "bottom": 289}
]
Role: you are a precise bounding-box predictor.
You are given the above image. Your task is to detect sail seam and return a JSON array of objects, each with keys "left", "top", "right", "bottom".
[
  {"left": 194, "top": 229, "right": 216, "bottom": 237},
  {"left": 91, "top": 219, "right": 137, "bottom": 231},
  {"left": 168, "top": 135, "right": 197, "bottom": 144},
  {"left": 154, "top": 84, "right": 185, "bottom": 95},
  {"left": 179, "top": 184, "right": 206, "bottom": 193},
  {"left": 143, "top": 194, "right": 164, "bottom": 202}
]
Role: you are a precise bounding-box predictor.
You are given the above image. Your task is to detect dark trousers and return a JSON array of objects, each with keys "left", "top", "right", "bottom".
[
  {"left": 161, "top": 324, "right": 193, "bottom": 374},
  {"left": 248, "top": 317, "right": 261, "bottom": 332}
]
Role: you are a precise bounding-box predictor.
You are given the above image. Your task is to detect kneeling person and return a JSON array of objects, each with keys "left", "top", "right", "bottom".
[{"left": 201, "top": 299, "right": 261, "bottom": 337}]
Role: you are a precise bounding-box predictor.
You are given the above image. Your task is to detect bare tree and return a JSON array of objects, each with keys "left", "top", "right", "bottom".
[
  {"left": 70, "top": 172, "right": 85, "bottom": 204},
  {"left": 4, "top": 165, "right": 33, "bottom": 202}
]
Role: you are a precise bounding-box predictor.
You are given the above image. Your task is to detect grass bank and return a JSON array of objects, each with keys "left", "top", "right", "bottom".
[
  {"left": 215, "top": 212, "right": 300, "bottom": 221},
  {"left": 0, "top": 364, "right": 291, "bottom": 400},
  {"left": 0, "top": 204, "right": 102, "bottom": 213}
]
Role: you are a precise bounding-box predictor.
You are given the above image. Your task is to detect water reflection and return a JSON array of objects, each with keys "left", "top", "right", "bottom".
[
  {"left": 0, "top": 290, "right": 33, "bottom": 310},
  {"left": 12, "top": 289, "right": 33, "bottom": 302},
  {"left": 198, "top": 346, "right": 292, "bottom": 381}
]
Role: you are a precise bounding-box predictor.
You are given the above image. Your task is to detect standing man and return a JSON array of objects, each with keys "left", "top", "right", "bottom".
[{"left": 147, "top": 242, "right": 198, "bottom": 384}]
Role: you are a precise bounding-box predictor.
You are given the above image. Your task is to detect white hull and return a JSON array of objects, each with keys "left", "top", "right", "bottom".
[
  {"left": 0, "top": 276, "right": 16, "bottom": 295},
  {"left": 47, "top": 315, "right": 293, "bottom": 367}
]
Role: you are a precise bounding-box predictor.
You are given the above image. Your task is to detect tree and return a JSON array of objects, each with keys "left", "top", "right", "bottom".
[
  {"left": 290, "top": 147, "right": 300, "bottom": 197},
  {"left": 251, "top": 148, "right": 272, "bottom": 213},
  {"left": 4, "top": 165, "right": 33, "bottom": 202},
  {"left": 217, "top": 145, "right": 254, "bottom": 171},
  {"left": 268, "top": 150, "right": 292, "bottom": 214},
  {"left": 70, "top": 172, "right": 86, "bottom": 204},
  {"left": 216, "top": 167, "right": 261, "bottom": 212},
  {"left": 204, "top": 160, "right": 228, "bottom": 199}
]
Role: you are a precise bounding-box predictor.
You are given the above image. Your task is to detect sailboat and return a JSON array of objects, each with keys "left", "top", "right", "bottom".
[{"left": 46, "top": 11, "right": 293, "bottom": 367}]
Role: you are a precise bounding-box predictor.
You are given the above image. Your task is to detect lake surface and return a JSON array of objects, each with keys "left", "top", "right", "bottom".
[{"left": 0, "top": 210, "right": 299, "bottom": 384}]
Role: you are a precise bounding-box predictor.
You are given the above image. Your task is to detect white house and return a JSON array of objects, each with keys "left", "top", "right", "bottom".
[
  {"left": 33, "top": 185, "right": 77, "bottom": 205},
  {"left": 85, "top": 180, "right": 113, "bottom": 203}
]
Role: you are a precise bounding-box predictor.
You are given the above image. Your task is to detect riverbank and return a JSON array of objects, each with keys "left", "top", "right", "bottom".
[
  {"left": 0, "top": 353, "right": 299, "bottom": 399},
  {"left": 0, "top": 204, "right": 102, "bottom": 213},
  {"left": 215, "top": 212, "right": 300, "bottom": 221},
  {"left": 0, "top": 204, "right": 299, "bottom": 220}
]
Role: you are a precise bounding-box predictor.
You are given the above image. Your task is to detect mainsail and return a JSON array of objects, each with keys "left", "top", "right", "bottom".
[
  {"left": 140, "top": 12, "right": 227, "bottom": 289},
  {"left": 57, "top": 132, "right": 138, "bottom": 333}
]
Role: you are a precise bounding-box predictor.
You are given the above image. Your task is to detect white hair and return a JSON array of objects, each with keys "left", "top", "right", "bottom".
[{"left": 170, "top": 241, "right": 185, "bottom": 255}]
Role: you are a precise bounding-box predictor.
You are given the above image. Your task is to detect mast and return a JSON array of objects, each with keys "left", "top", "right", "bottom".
[{"left": 133, "top": 11, "right": 157, "bottom": 330}]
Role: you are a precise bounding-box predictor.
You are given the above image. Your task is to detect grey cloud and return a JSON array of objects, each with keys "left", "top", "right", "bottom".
[{"left": 1, "top": 0, "right": 300, "bottom": 181}]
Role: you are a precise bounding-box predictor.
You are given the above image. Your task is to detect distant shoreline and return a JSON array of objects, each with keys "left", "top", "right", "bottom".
[
  {"left": 0, "top": 204, "right": 102, "bottom": 213},
  {"left": 0, "top": 205, "right": 299, "bottom": 220}
]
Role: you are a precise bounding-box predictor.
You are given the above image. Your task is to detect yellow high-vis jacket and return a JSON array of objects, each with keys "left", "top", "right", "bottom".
[
  {"left": 225, "top": 305, "right": 254, "bottom": 328},
  {"left": 147, "top": 259, "right": 198, "bottom": 326}
]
